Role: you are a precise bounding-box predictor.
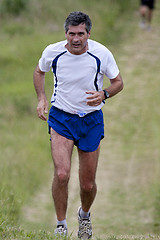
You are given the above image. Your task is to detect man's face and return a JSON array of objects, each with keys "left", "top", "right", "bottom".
[{"left": 65, "top": 23, "right": 90, "bottom": 55}]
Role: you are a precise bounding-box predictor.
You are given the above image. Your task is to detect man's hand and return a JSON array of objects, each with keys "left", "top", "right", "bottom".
[
  {"left": 37, "top": 97, "right": 49, "bottom": 121},
  {"left": 86, "top": 91, "right": 104, "bottom": 106},
  {"left": 86, "top": 73, "right": 124, "bottom": 107}
]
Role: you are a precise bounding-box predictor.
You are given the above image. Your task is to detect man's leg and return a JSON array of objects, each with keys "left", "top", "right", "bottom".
[
  {"left": 77, "top": 146, "right": 100, "bottom": 239},
  {"left": 140, "top": 5, "right": 148, "bottom": 18},
  {"left": 78, "top": 145, "right": 100, "bottom": 212},
  {"left": 148, "top": 9, "right": 153, "bottom": 23},
  {"left": 50, "top": 128, "right": 74, "bottom": 222},
  {"left": 139, "top": 5, "right": 148, "bottom": 26}
]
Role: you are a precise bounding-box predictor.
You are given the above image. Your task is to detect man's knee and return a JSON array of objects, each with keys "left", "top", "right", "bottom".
[
  {"left": 140, "top": 6, "right": 148, "bottom": 15},
  {"left": 55, "top": 169, "right": 70, "bottom": 184},
  {"left": 80, "top": 181, "right": 96, "bottom": 193}
]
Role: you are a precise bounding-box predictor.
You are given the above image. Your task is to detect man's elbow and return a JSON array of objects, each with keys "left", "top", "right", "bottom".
[
  {"left": 119, "top": 80, "right": 124, "bottom": 91},
  {"left": 118, "top": 73, "right": 124, "bottom": 92}
]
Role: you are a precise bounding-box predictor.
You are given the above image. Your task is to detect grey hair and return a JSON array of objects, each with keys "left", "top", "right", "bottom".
[{"left": 64, "top": 11, "right": 92, "bottom": 33}]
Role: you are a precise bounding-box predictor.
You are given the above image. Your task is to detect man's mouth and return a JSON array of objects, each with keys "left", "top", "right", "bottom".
[{"left": 72, "top": 43, "right": 81, "bottom": 48}]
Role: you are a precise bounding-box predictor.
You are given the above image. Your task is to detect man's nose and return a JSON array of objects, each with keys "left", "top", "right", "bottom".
[{"left": 73, "top": 34, "right": 80, "bottom": 42}]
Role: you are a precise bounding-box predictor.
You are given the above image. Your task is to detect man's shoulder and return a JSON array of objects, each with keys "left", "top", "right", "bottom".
[
  {"left": 88, "top": 39, "right": 110, "bottom": 53},
  {"left": 45, "top": 40, "right": 67, "bottom": 51},
  {"left": 43, "top": 40, "right": 66, "bottom": 55}
]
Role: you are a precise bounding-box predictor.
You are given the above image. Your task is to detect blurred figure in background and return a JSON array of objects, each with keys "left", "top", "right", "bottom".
[{"left": 139, "top": 0, "right": 155, "bottom": 30}]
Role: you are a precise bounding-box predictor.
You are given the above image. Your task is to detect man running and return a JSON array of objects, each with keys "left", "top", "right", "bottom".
[{"left": 33, "top": 11, "right": 123, "bottom": 239}]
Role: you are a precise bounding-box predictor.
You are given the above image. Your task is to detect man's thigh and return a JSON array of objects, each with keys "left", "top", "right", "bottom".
[
  {"left": 50, "top": 128, "right": 74, "bottom": 171},
  {"left": 78, "top": 146, "right": 100, "bottom": 184}
]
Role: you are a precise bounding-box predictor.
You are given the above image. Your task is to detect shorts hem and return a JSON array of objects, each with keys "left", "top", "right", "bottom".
[
  {"left": 77, "top": 135, "right": 104, "bottom": 152},
  {"left": 48, "top": 121, "right": 74, "bottom": 141}
]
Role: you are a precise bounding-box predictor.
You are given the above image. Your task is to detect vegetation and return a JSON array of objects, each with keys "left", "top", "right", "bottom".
[
  {"left": 0, "top": 0, "right": 160, "bottom": 239},
  {"left": 0, "top": 0, "right": 28, "bottom": 15}
]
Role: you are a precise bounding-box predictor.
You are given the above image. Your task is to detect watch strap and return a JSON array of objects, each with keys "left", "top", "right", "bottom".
[{"left": 103, "top": 89, "right": 110, "bottom": 99}]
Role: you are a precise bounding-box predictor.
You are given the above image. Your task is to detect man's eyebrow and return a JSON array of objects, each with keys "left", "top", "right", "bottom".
[
  {"left": 68, "top": 31, "right": 75, "bottom": 34},
  {"left": 68, "top": 31, "right": 85, "bottom": 34}
]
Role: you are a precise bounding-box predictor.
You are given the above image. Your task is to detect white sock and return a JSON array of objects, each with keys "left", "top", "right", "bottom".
[
  {"left": 57, "top": 219, "right": 67, "bottom": 228},
  {"left": 80, "top": 207, "right": 90, "bottom": 218}
]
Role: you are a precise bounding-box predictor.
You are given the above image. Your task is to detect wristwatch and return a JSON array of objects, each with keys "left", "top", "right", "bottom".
[{"left": 103, "top": 89, "right": 110, "bottom": 100}]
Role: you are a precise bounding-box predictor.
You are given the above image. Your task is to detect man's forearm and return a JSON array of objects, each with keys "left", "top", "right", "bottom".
[
  {"left": 33, "top": 65, "right": 48, "bottom": 121},
  {"left": 105, "top": 73, "right": 124, "bottom": 98},
  {"left": 33, "top": 65, "right": 46, "bottom": 100}
]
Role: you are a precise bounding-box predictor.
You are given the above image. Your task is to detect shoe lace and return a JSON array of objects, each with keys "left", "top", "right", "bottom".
[
  {"left": 79, "top": 218, "right": 92, "bottom": 236},
  {"left": 55, "top": 225, "right": 67, "bottom": 235}
]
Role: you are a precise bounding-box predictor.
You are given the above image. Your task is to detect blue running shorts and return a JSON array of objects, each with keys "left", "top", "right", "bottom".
[{"left": 48, "top": 106, "right": 104, "bottom": 152}]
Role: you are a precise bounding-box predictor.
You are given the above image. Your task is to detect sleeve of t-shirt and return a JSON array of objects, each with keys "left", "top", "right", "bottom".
[
  {"left": 38, "top": 45, "right": 53, "bottom": 72},
  {"left": 104, "top": 49, "right": 119, "bottom": 79}
]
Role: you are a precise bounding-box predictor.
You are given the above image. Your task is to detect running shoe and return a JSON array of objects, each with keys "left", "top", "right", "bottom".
[
  {"left": 54, "top": 224, "right": 68, "bottom": 237},
  {"left": 139, "top": 20, "right": 146, "bottom": 29},
  {"left": 77, "top": 207, "right": 92, "bottom": 239}
]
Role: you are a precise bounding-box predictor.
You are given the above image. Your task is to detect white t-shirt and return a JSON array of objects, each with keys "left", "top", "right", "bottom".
[{"left": 39, "top": 39, "right": 119, "bottom": 116}]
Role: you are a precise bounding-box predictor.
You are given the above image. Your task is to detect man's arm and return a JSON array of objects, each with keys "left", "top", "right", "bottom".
[
  {"left": 33, "top": 65, "right": 49, "bottom": 121},
  {"left": 103, "top": 73, "right": 124, "bottom": 98},
  {"left": 86, "top": 73, "right": 124, "bottom": 106}
]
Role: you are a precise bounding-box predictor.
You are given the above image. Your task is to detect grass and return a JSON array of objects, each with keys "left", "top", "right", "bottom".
[
  {"left": 1, "top": 224, "right": 160, "bottom": 240},
  {"left": 1, "top": 227, "right": 160, "bottom": 240},
  {"left": 0, "top": 0, "right": 160, "bottom": 239}
]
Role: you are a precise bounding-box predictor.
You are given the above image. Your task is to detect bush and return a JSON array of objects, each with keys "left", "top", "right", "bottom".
[{"left": 0, "top": 0, "right": 28, "bottom": 15}]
